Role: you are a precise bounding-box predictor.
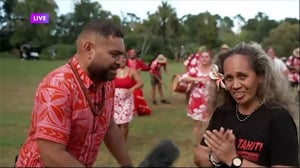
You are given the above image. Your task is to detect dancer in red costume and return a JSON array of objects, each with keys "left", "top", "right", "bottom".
[
  {"left": 126, "top": 49, "right": 151, "bottom": 116},
  {"left": 182, "top": 47, "right": 204, "bottom": 103},
  {"left": 113, "top": 54, "right": 143, "bottom": 142}
]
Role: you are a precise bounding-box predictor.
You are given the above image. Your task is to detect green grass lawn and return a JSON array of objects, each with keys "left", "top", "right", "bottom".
[
  {"left": 0, "top": 57, "right": 197, "bottom": 167},
  {"left": 0, "top": 57, "right": 298, "bottom": 167}
]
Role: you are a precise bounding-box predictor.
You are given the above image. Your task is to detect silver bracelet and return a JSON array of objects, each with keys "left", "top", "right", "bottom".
[{"left": 208, "top": 153, "right": 223, "bottom": 167}]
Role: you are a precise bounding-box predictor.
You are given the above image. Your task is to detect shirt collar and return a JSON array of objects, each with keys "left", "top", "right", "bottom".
[{"left": 69, "top": 56, "right": 94, "bottom": 89}]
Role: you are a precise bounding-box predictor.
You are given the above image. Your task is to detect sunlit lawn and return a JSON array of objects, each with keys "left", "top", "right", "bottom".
[
  {"left": 0, "top": 56, "right": 298, "bottom": 167},
  {"left": 0, "top": 56, "right": 199, "bottom": 167}
]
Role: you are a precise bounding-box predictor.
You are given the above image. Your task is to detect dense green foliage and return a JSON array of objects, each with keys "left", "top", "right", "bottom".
[{"left": 0, "top": 0, "right": 299, "bottom": 58}]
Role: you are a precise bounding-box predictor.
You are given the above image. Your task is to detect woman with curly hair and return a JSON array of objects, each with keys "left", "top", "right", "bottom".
[{"left": 194, "top": 42, "right": 298, "bottom": 167}]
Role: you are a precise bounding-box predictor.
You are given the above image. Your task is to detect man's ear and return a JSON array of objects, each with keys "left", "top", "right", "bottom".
[{"left": 83, "top": 41, "right": 94, "bottom": 60}]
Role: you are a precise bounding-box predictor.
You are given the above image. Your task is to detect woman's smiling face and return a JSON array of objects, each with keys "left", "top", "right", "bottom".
[{"left": 223, "top": 54, "right": 262, "bottom": 106}]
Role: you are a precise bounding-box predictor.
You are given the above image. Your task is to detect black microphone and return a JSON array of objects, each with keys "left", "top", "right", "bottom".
[{"left": 138, "top": 139, "right": 180, "bottom": 167}]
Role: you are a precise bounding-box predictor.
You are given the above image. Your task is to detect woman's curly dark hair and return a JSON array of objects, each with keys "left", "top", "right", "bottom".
[{"left": 207, "top": 42, "right": 298, "bottom": 117}]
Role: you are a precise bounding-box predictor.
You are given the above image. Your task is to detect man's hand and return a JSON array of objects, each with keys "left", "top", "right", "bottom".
[{"left": 104, "top": 120, "right": 133, "bottom": 167}]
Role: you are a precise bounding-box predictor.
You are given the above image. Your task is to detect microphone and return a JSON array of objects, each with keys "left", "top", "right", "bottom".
[{"left": 138, "top": 139, "right": 180, "bottom": 167}]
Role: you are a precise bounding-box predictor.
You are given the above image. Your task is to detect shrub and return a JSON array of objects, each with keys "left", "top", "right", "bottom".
[
  {"left": 0, "top": 49, "right": 21, "bottom": 59},
  {"left": 41, "top": 44, "right": 76, "bottom": 60},
  {"left": 139, "top": 54, "right": 153, "bottom": 63},
  {"left": 0, "top": 52, "right": 13, "bottom": 58}
]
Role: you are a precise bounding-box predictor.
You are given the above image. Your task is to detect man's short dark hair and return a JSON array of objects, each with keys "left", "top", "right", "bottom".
[{"left": 81, "top": 19, "right": 124, "bottom": 38}]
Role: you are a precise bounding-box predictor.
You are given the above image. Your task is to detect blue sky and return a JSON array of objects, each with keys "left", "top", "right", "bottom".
[{"left": 55, "top": 0, "right": 299, "bottom": 21}]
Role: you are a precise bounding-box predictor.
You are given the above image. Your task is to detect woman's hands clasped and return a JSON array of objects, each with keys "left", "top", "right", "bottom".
[{"left": 203, "top": 127, "right": 238, "bottom": 166}]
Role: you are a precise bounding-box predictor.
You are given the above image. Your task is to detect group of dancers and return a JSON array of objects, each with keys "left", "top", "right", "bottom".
[
  {"left": 112, "top": 49, "right": 172, "bottom": 142},
  {"left": 112, "top": 44, "right": 227, "bottom": 144}
]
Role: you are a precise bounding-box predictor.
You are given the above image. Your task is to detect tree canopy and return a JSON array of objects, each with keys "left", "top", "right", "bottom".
[{"left": 0, "top": 0, "right": 299, "bottom": 58}]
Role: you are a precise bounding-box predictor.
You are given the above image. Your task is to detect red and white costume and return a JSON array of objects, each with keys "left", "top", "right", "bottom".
[
  {"left": 184, "top": 53, "right": 200, "bottom": 71},
  {"left": 113, "top": 69, "right": 135, "bottom": 124},
  {"left": 126, "top": 58, "right": 151, "bottom": 116},
  {"left": 286, "top": 55, "right": 300, "bottom": 85},
  {"left": 180, "top": 67, "right": 211, "bottom": 121}
]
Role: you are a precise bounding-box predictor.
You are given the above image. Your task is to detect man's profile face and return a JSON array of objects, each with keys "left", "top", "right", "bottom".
[{"left": 87, "top": 35, "right": 125, "bottom": 82}]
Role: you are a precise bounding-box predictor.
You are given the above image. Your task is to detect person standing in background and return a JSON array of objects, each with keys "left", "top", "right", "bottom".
[
  {"left": 266, "top": 46, "right": 289, "bottom": 77},
  {"left": 286, "top": 47, "right": 300, "bottom": 91},
  {"left": 149, "top": 54, "right": 171, "bottom": 105},
  {"left": 113, "top": 54, "right": 143, "bottom": 142},
  {"left": 220, "top": 44, "right": 230, "bottom": 53},
  {"left": 50, "top": 47, "right": 56, "bottom": 60},
  {"left": 179, "top": 45, "right": 187, "bottom": 63}
]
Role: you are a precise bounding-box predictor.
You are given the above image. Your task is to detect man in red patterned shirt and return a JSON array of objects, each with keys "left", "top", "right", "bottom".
[{"left": 15, "top": 19, "right": 132, "bottom": 167}]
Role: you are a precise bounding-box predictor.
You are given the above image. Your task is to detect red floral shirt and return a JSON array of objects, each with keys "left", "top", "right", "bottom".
[
  {"left": 286, "top": 55, "right": 300, "bottom": 83},
  {"left": 16, "top": 57, "right": 115, "bottom": 167}
]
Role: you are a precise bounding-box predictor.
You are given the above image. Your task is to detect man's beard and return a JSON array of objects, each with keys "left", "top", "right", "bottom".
[{"left": 87, "top": 61, "right": 118, "bottom": 82}]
